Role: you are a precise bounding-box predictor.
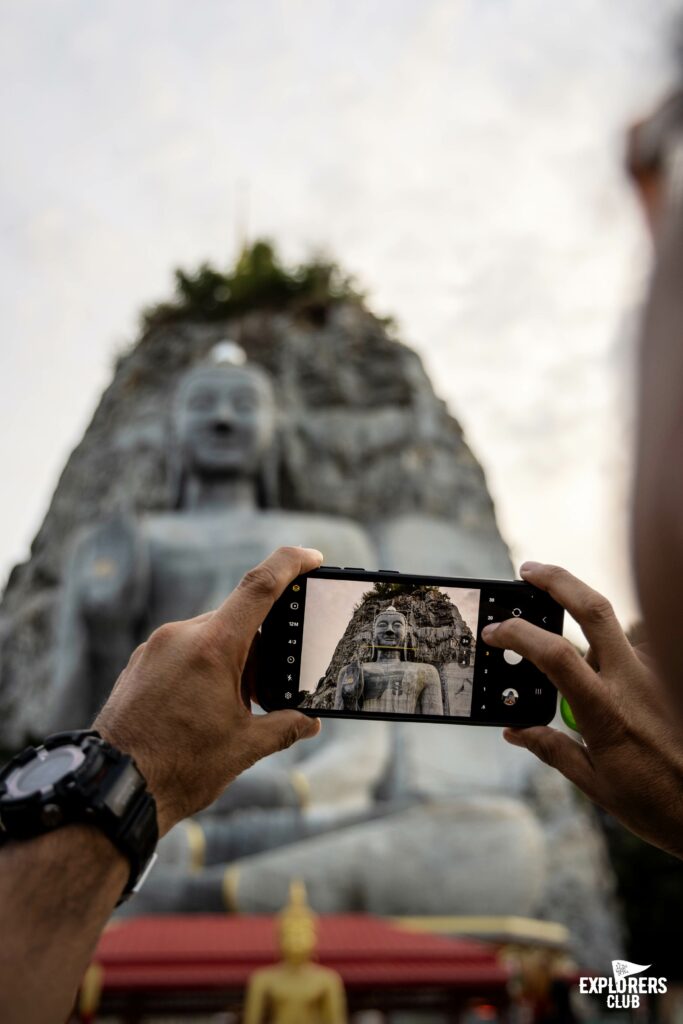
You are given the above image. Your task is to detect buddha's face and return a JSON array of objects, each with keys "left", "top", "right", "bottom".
[
  {"left": 174, "top": 364, "right": 276, "bottom": 477},
  {"left": 280, "top": 920, "right": 316, "bottom": 964},
  {"left": 373, "top": 609, "right": 407, "bottom": 652}
]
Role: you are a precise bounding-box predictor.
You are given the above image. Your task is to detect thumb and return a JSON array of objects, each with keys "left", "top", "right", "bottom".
[
  {"left": 212, "top": 547, "right": 323, "bottom": 659},
  {"left": 503, "top": 725, "right": 597, "bottom": 799},
  {"left": 250, "top": 710, "right": 321, "bottom": 758}
]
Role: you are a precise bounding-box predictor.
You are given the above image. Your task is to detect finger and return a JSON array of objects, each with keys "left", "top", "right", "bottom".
[
  {"left": 242, "top": 634, "right": 262, "bottom": 707},
  {"left": 249, "top": 710, "right": 321, "bottom": 759},
  {"left": 632, "top": 641, "right": 657, "bottom": 671},
  {"left": 210, "top": 546, "right": 323, "bottom": 659},
  {"left": 503, "top": 726, "right": 597, "bottom": 798},
  {"left": 518, "top": 562, "right": 633, "bottom": 670},
  {"left": 123, "top": 642, "right": 147, "bottom": 673},
  {"left": 585, "top": 646, "right": 600, "bottom": 671},
  {"left": 482, "top": 617, "right": 603, "bottom": 716}
]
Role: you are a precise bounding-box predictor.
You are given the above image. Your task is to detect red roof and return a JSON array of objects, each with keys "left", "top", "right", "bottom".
[{"left": 96, "top": 914, "right": 509, "bottom": 992}]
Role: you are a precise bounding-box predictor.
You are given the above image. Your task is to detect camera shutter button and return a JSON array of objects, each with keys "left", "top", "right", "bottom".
[{"left": 503, "top": 649, "right": 523, "bottom": 665}]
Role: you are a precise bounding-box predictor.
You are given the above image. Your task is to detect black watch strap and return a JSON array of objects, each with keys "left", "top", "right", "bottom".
[{"left": 105, "top": 779, "right": 159, "bottom": 904}]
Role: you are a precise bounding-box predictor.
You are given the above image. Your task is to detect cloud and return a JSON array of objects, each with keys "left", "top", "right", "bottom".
[{"left": 0, "top": 0, "right": 680, "bottom": 630}]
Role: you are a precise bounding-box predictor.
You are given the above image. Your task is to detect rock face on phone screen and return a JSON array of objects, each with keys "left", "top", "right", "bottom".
[{"left": 300, "top": 584, "right": 476, "bottom": 718}]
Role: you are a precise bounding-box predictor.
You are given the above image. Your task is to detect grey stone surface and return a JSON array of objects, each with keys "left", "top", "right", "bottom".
[
  {"left": 302, "top": 587, "right": 474, "bottom": 716},
  {"left": 0, "top": 304, "right": 507, "bottom": 746},
  {"left": 231, "top": 797, "right": 549, "bottom": 918},
  {"left": 525, "top": 754, "right": 624, "bottom": 965},
  {"left": 137, "top": 797, "right": 549, "bottom": 919},
  {"left": 44, "top": 353, "right": 379, "bottom": 732}
]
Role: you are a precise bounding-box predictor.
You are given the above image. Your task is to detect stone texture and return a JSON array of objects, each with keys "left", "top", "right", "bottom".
[
  {"left": 300, "top": 585, "right": 474, "bottom": 715},
  {"left": 0, "top": 304, "right": 504, "bottom": 748}
]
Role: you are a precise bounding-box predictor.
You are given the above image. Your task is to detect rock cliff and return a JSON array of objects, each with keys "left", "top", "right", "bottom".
[
  {"left": 0, "top": 302, "right": 505, "bottom": 748},
  {"left": 301, "top": 584, "right": 474, "bottom": 715}
]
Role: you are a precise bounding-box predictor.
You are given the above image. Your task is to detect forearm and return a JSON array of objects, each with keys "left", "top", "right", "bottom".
[{"left": 0, "top": 826, "right": 128, "bottom": 1024}]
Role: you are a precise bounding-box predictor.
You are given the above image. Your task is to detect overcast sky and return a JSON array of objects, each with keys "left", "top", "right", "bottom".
[{"left": 1, "top": 0, "right": 681, "bottom": 635}]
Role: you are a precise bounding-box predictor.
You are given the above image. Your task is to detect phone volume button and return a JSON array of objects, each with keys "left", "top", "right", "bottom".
[{"left": 343, "top": 567, "right": 366, "bottom": 571}]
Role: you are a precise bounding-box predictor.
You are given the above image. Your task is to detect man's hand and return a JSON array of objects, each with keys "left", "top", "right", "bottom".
[
  {"left": 95, "top": 546, "right": 323, "bottom": 835},
  {"left": 482, "top": 562, "right": 683, "bottom": 859}
]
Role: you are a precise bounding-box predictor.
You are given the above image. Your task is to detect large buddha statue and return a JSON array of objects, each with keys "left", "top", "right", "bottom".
[
  {"left": 46, "top": 344, "right": 620, "bottom": 963},
  {"left": 335, "top": 606, "right": 443, "bottom": 716},
  {"left": 47, "top": 346, "right": 377, "bottom": 729},
  {"left": 47, "top": 348, "right": 393, "bottom": 845}
]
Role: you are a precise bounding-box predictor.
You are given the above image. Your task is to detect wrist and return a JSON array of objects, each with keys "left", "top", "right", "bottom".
[
  {"left": 94, "top": 720, "right": 175, "bottom": 836},
  {"left": 0, "top": 731, "right": 159, "bottom": 903}
]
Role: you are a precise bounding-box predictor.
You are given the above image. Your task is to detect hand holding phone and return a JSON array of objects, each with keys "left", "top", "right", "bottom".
[{"left": 258, "top": 567, "right": 564, "bottom": 727}]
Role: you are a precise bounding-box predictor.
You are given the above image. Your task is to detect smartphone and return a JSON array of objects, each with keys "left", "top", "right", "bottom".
[{"left": 257, "top": 566, "right": 564, "bottom": 727}]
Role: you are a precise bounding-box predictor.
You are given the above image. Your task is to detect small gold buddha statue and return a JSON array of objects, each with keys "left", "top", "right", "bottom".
[{"left": 243, "top": 881, "right": 347, "bottom": 1024}]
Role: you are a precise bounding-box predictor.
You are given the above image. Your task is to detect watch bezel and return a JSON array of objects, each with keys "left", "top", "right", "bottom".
[{"left": 3, "top": 744, "right": 87, "bottom": 800}]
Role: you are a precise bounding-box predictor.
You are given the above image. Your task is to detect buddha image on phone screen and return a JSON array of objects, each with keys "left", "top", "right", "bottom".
[{"left": 298, "top": 580, "right": 479, "bottom": 717}]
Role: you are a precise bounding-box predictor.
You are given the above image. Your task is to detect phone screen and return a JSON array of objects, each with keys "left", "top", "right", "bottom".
[{"left": 259, "top": 568, "right": 563, "bottom": 727}]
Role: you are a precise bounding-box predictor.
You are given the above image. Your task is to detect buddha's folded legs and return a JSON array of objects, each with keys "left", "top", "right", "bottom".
[
  {"left": 125, "top": 797, "right": 546, "bottom": 919},
  {"left": 155, "top": 798, "right": 418, "bottom": 871},
  {"left": 228, "top": 798, "right": 546, "bottom": 917}
]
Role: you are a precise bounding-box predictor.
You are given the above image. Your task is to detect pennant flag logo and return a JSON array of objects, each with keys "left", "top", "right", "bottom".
[{"left": 612, "top": 961, "right": 651, "bottom": 981}]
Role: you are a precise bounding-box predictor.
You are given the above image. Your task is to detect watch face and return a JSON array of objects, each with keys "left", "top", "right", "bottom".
[{"left": 5, "top": 745, "right": 86, "bottom": 798}]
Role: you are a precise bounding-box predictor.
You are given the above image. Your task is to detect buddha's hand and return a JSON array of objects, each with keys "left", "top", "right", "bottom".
[
  {"left": 94, "top": 546, "right": 323, "bottom": 836},
  {"left": 482, "top": 562, "right": 683, "bottom": 860}
]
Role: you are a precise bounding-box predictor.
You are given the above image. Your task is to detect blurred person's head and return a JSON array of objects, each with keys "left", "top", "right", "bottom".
[{"left": 627, "top": 45, "right": 683, "bottom": 697}]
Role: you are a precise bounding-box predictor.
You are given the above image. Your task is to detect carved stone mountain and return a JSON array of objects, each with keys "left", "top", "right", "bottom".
[
  {"left": 0, "top": 303, "right": 504, "bottom": 748},
  {"left": 0, "top": 294, "right": 624, "bottom": 965},
  {"left": 301, "top": 585, "right": 474, "bottom": 714}
]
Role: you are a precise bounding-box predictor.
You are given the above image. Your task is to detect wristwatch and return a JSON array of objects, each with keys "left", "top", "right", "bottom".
[{"left": 0, "top": 730, "right": 158, "bottom": 904}]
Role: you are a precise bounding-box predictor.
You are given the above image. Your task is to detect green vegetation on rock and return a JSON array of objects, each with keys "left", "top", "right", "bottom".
[
  {"left": 142, "top": 240, "right": 365, "bottom": 327},
  {"left": 368, "top": 581, "right": 439, "bottom": 600}
]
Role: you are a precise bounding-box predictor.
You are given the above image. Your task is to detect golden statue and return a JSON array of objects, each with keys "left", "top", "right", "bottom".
[{"left": 243, "top": 882, "right": 347, "bottom": 1024}]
